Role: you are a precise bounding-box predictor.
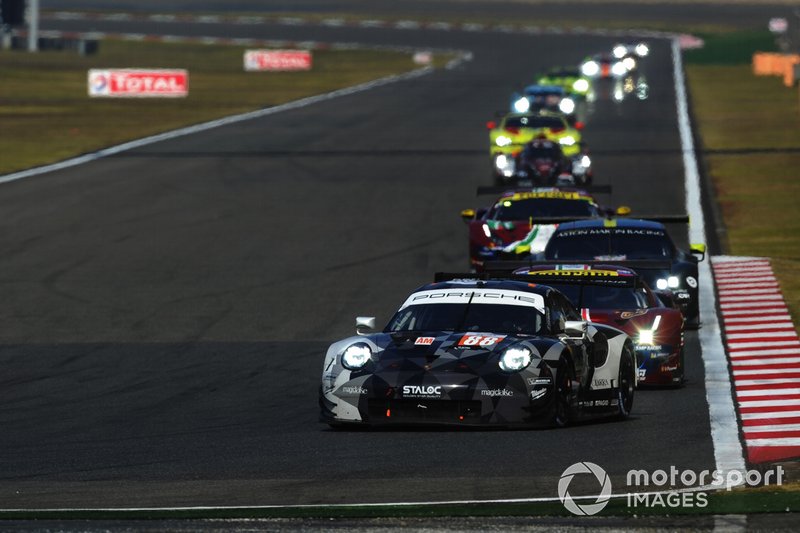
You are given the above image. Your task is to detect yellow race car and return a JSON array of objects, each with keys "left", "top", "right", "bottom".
[
  {"left": 488, "top": 111, "right": 583, "bottom": 159},
  {"left": 487, "top": 111, "right": 587, "bottom": 182}
]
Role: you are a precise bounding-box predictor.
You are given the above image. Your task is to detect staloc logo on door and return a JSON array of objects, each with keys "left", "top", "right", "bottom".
[{"left": 402, "top": 385, "right": 443, "bottom": 398}]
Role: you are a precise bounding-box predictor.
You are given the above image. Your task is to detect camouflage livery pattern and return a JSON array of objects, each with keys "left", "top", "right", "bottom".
[{"left": 320, "top": 280, "right": 635, "bottom": 427}]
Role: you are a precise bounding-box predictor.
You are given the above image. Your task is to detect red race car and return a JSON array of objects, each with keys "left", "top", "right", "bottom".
[
  {"left": 510, "top": 264, "right": 686, "bottom": 387},
  {"left": 460, "top": 187, "right": 604, "bottom": 272}
]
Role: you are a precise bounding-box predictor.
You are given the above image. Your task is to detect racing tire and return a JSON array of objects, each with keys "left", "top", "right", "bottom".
[
  {"left": 617, "top": 345, "right": 636, "bottom": 419},
  {"left": 552, "top": 359, "right": 576, "bottom": 428},
  {"left": 671, "top": 347, "right": 686, "bottom": 389}
]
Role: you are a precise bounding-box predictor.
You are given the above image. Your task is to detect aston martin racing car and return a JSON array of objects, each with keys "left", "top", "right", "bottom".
[
  {"left": 509, "top": 264, "right": 686, "bottom": 386},
  {"left": 510, "top": 84, "right": 577, "bottom": 117},
  {"left": 461, "top": 187, "right": 604, "bottom": 270},
  {"left": 319, "top": 278, "right": 637, "bottom": 427},
  {"left": 537, "top": 67, "right": 594, "bottom": 100},
  {"left": 516, "top": 218, "right": 706, "bottom": 325}
]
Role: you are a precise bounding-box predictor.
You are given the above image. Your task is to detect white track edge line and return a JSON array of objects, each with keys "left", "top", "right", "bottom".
[
  {"left": 0, "top": 64, "right": 451, "bottom": 185},
  {"left": 673, "top": 38, "right": 745, "bottom": 474}
]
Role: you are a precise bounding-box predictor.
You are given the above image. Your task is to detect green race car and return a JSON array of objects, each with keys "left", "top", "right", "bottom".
[
  {"left": 488, "top": 111, "right": 584, "bottom": 160},
  {"left": 537, "top": 67, "right": 594, "bottom": 100}
]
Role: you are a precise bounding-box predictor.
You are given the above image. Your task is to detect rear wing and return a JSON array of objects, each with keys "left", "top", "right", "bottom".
[
  {"left": 434, "top": 270, "right": 636, "bottom": 287},
  {"left": 477, "top": 185, "right": 612, "bottom": 195},
  {"left": 483, "top": 259, "right": 673, "bottom": 275}
]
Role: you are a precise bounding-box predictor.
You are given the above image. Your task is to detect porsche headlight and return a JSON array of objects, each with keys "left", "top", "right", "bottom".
[
  {"left": 581, "top": 60, "right": 600, "bottom": 77},
  {"left": 635, "top": 43, "right": 649, "bottom": 57},
  {"left": 656, "top": 278, "right": 668, "bottom": 290},
  {"left": 342, "top": 343, "right": 372, "bottom": 370},
  {"left": 559, "top": 135, "right": 576, "bottom": 146},
  {"left": 612, "top": 44, "right": 627, "bottom": 59},
  {"left": 580, "top": 155, "right": 591, "bottom": 167},
  {"left": 495, "top": 135, "right": 513, "bottom": 147},
  {"left": 499, "top": 347, "right": 532, "bottom": 372},
  {"left": 558, "top": 97, "right": 575, "bottom": 114},
  {"left": 572, "top": 79, "right": 590, "bottom": 93},
  {"left": 611, "top": 61, "right": 628, "bottom": 77},
  {"left": 513, "top": 97, "right": 531, "bottom": 113}
]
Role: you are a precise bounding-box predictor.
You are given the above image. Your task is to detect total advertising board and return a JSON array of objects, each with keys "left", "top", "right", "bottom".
[
  {"left": 244, "top": 50, "right": 312, "bottom": 71},
  {"left": 88, "top": 69, "right": 189, "bottom": 98}
]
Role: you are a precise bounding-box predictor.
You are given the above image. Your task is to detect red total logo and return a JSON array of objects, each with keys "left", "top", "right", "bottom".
[
  {"left": 244, "top": 50, "right": 313, "bottom": 71},
  {"left": 88, "top": 69, "right": 189, "bottom": 97}
]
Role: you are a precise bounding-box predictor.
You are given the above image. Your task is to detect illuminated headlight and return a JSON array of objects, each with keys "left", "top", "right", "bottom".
[
  {"left": 611, "top": 61, "right": 628, "bottom": 77},
  {"left": 622, "top": 57, "right": 637, "bottom": 71},
  {"left": 499, "top": 347, "right": 532, "bottom": 372},
  {"left": 341, "top": 343, "right": 371, "bottom": 370},
  {"left": 495, "top": 135, "right": 513, "bottom": 147},
  {"left": 513, "top": 97, "right": 531, "bottom": 113},
  {"left": 494, "top": 154, "right": 516, "bottom": 176},
  {"left": 638, "top": 315, "right": 661, "bottom": 346},
  {"left": 612, "top": 44, "right": 627, "bottom": 59},
  {"left": 558, "top": 97, "right": 575, "bottom": 114},
  {"left": 667, "top": 276, "right": 680, "bottom": 288},
  {"left": 656, "top": 278, "right": 668, "bottom": 290},
  {"left": 573, "top": 78, "right": 590, "bottom": 93},
  {"left": 638, "top": 329, "right": 655, "bottom": 345},
  {"left": 580, "top": 155, "right": 591, "bottom": 167},
  {"left": 581, "top": 61, "right": 600, "bottom": 77},
  {"left": 559, "top": 135, "right": 576, "bottom": 146},
  {"left": 482, "top": 223, "right": 492, "bottom": 238},
  {"left": 635, "top": 43, "right": 649, "bottom": 57}
]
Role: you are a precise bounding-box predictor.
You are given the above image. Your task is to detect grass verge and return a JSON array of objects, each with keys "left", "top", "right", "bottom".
[
  {"left": 685, "top": 31, "right": 800, "bottom": 329},
  {"left": 0, "top": 40, "right": 446, "bottom": 175}
]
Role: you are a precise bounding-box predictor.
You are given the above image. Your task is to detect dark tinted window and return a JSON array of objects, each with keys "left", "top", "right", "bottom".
[
  {"left": 504, "top": 116, "right": 565, "bottom": 129},
  {"left": 490, "top": 199, "right": 599, "bottom": 221},
  {"left": 385, "top": 303, "right": 544, "bottom": 335}
]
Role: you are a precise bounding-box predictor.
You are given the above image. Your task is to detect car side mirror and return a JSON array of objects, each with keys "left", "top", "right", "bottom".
[
  {"left": 690, "top": 243, "right": 706, "bottom": 261},
  {"left": 564, "top": 320, "right": 587, "bottom": 338},
  {"left": 356, "top": 316, "right": 376, "bottom": 336},
  {"left": 461, "top": 208, "right": 476, "bottom": 222},
  {"left": 486, "top": 120, "right": 497, "bottom": 130}
]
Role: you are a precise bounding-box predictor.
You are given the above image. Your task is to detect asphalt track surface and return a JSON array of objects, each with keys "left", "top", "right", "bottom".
[{"left": 0, "top": 2, "right": 750, "bottom": 510}]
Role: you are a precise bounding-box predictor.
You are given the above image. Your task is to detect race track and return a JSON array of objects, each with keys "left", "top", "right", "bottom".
[{"left": 0, "top": 4, "right": 733, "bottom": 508}]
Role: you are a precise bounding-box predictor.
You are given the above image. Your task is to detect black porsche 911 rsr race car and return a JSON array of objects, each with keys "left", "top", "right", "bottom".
[{"left": 319, "top": 279, "right": 637, "bottom": 428}]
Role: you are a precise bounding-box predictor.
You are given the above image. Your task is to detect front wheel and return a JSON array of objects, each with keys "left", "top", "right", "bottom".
[
  {"left": 617, "top": 345, "right": 635, "bottom": 419},
  {"left": 553, "top": 360, "right": 576, "bottom": 427}
]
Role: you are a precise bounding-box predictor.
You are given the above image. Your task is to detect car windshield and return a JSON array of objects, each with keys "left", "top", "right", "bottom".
[
  {"left": 545, "top": 227, "right": 674, "bottom": 260},
  {"left": 385, "top": 303, "right": 544, "bottom": 335},
  {"left": 491, "top": 198, "right": 599, "bottom": 221},
  {"left": 504, "top": 116, "right": 565, "bottom": 129}
]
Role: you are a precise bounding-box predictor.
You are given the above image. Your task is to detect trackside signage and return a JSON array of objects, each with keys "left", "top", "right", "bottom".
[
  {"left": 88, "top": 69, "right": 189, "bottom": 98},
  {"left": 244, "top": 49, "right": 312, "bottom": 71}
]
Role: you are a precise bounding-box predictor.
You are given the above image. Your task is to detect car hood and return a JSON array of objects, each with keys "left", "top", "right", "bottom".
[{"left": 368, "top": 331, "right": 539, "bottom": 373}]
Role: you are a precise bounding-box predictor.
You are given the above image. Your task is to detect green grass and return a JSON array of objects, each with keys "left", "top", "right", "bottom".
[
  {"left": 685, "top": 32, "right": 800, "bottom": 328},
  {"left": 0, "top": 40, "right": 442, "bottom": 174},
  {"left": 685, "top": 30, "right": 779, "bottom": 65}
]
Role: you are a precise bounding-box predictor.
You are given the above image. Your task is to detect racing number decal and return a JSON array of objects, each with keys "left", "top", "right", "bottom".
[{"left": 458, "top": 334, "right": 506, "bottom": 347}]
